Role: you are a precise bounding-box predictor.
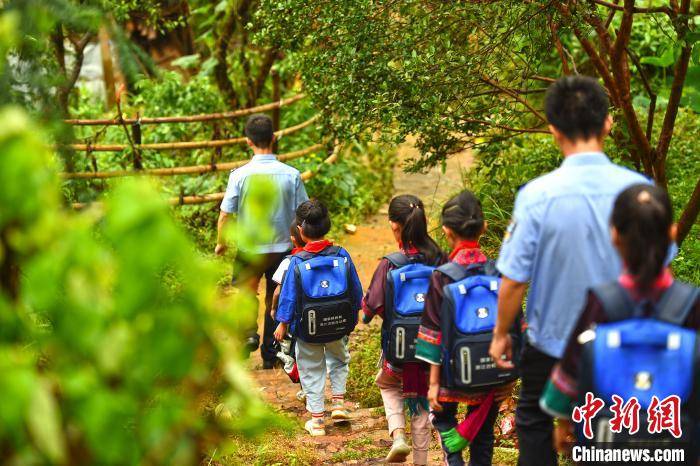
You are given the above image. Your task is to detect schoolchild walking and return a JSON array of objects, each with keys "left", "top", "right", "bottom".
[
  {"left": 416, "top": 191, "right": 521, "bottom": 466},
  {"left": 363, "top": 194, "right": 446, "bottom": 464},
  {"left": 540, "top": 184, "right": 700, "bottom": 459},
  {"left": 274, "top": 199, "right": 363, "bottom": 436},
  {"left": 270, "top": 218, "right": 307, "bottom": 399}
]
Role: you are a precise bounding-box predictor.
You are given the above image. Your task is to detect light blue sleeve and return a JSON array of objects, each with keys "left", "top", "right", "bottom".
[
  {"left": 295, "top": 174, "right": 309, "bottom": 208},
  {"left": 220, "top": 170, "right": 240, "bottom": 214},
  {"left": 340, "top": 248, "right": 364, "bottom": 310},
  {"left": 496, "top": 191, "right": 542, "bottom": 283},
  {"left": 276, "top": 257, "right": 299, "bottom": 324}
]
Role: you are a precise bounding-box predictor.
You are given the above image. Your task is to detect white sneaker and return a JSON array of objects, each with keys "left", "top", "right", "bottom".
[
  {"left": 304, "top": 419, "right": 326, "bottom": 437},
  {"left": 330, "top": 402, "right": 350, "bottom": 422},
  {"left": 385, "top": 435, "right": 411, "bottom": 463}
]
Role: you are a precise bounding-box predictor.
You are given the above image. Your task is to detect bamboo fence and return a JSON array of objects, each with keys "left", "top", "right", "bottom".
[
  {"left": 68, "top": 114, "right": 319, "bottom": 152},
  {"left": 71, "top": 145, "right": 342, "bottom": 210},
  {"left": 63, "top": 94, "right": 305, "bottom": 126}
]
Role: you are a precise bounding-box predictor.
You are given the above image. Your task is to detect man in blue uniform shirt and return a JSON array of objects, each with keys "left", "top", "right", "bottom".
[
  {"left": 489, "top": 76, "right": 650, "bottom": 466},
  {"left": 216, "top": 113, "right": 308, "bottom": 368}
]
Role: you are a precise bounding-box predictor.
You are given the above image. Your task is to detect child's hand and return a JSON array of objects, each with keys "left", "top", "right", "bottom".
[
  {"left": 428, "top": 383, "right": 442, "bottom": 412},
  {"left": 274, "top": 323, "right": 288, "bottom": 342}
]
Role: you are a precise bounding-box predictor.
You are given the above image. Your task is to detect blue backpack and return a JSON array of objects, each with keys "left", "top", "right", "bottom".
[
  {"left": 438, "top": 261, "right": 520, "bottom": 391},
  {"left": 579, "top": 281, "right": 700, "bottom": 442},
  {"left": 293, "top": 246, "right": 357, "bottom": 343},
  {"left": 381, "top": 252, "right": 436, "bottom": 365}
]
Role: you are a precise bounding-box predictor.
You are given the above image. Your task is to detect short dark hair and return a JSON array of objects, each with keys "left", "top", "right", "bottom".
[
  {"left": 296, "top": 199, "right": 331, "bottom": 239},
  {"left": 244, "top": 114, "right": 274, "bottom": 148},
  {"left": 544, "top": 76, "right": 609, "bottom": 141},
  {"left": 441, "top": 190, "right": 484, "bottom": 240}
]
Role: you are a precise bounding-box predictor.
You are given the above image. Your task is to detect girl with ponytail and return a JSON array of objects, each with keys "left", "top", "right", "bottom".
[
  {"left": 415, "top": 190, "right": 515, "bottom": 466},
  {"left": 541, "top": 184, "right": 700, "bottom": 457},
  {"left": 362, "top": 194, "right": 445, "bottom": 465}
]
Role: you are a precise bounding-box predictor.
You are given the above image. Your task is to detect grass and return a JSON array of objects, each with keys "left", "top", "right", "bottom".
[
  {"left": 209, "top": 411, "right": 320, "bottom": 466},
  {"left": 329, "top": 437, "right": 385, "bottom": 463},
  {"left": 346, "top": 321, "right": 383, "bottom": 408}
]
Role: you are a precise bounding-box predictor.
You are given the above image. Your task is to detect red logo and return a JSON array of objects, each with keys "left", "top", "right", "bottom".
[{"left": 572, "top": 393, "right": 683, "bottom": 439}]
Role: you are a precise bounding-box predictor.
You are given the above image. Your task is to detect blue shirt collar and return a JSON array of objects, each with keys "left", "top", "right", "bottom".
[
  {"left": 251, "top": 153, "right": 277, "bottom": 162},
  {"left": 560, "top": 151, "right": 610, "bottom": 168}
]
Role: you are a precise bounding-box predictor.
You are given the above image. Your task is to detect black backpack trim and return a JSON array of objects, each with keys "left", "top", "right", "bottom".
[
  {"left": 592, "top": 281, "right": 699, "bottom": 325},
  {"left": 437, "top": 260, "right": 498, "bottom": 283},
  {"left": 294, "top": 245, "right": 342, "bottom": 262}
]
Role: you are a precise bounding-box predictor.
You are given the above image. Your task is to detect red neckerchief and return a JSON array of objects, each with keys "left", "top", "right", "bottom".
[
  {"left": 303, "top": 239, "right": 334, "bottom": 253},
  {"left": 619, "top": 268, "right": 673, "bottom": 302},
  {"left": 449, "top": 240, "right": 487, "bottom": 265},
  {"left": 398, "top": 241, "right": 420, "bottom": 256},
  {"left": 291, "top": 246, "right": 304, "bottom": 255}
]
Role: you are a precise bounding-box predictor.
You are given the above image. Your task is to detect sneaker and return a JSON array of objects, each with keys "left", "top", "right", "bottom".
[
  {"left": 330, "top": 402, "right": 350, "bottom": 422},
  {"left": 295, "top": 390, "right": 306, "bottom": 402},
  {"left": 304, "top": 419, "right": 326, "bottom": 437},
  {"left": 385, "top": 435, "right": 411, "bottom": 463}
]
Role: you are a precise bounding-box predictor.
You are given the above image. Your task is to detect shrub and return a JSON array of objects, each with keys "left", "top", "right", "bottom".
[{"left": 0, "top": 106, "right": 271, "bottom": 465}]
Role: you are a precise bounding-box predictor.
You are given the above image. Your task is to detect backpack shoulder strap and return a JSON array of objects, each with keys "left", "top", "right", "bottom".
[
  {"left": 655, "top": 282, "right": 700, "bottom": 326},
  {"left": 590, "top": 281, "right": 636, "bottom": 322},
  {"left": 437, "top": 262, "right": 467, "bottom": 283},
  {"left": 294, "top": 250, "right": 315, "bottom": 262},
  {"left": 482, "top": 260, "right": 499, "bottom": 277},
  {"left": 322, "top": 245, "right": 342, "bottom": 256},
  {"left": 384, "top": 252, "right": 410, "bottom": 268}
]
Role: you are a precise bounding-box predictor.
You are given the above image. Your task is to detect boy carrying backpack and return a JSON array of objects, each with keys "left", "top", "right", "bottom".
[
  {"left": 416, "top": 191, "right": 521, "bottom": 466},
  {"left": 363, "top": 194, "right": 446, "bottom": 464},
  {"left": 540, "top": 185, "right": 700, "bottom": 462},
  {"left": 274, "top": 200, "right": 363, "bottom": 436}
]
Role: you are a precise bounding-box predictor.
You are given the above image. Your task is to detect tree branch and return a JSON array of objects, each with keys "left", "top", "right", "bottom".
[
  {"left": 589, "top": 0, "right": 672, "bottom": 14},
  {"left": 677, "top": 177, "right": 700, "bottom": 246},
  {"left": 480, "top": 75, "right": 547, "bottom": 123},
  {"left": 654, "top": 44, "right": 693, "bottom": 185}
]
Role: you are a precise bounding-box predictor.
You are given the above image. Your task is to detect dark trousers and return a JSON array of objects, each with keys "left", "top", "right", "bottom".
[
  {"left": 432, "top": 401, "right": 500, "bottom": 466},
  {"left": 233, "top": 250, "right": 289, "bottom": 362},
  {"left": 516, "top": 343, "right": 559, "bottom": 466}
]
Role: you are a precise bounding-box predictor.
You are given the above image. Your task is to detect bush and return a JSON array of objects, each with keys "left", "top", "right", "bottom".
[{"left": 0, "top": 106, "right": 271, "bottom": 465}]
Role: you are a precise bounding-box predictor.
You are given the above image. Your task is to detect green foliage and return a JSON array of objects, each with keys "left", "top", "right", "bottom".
[
  {"left": 308, "top": 142, "right": 396, "bottom": 238},
  {"left": 464, "top": 137, "right": 560, "bottom": 258},
  {"left": 345, "top": 324, "right": 382, "bottom": 408},
  {"left": 0, "top": 105, "right": 272, "bottom": 464}
]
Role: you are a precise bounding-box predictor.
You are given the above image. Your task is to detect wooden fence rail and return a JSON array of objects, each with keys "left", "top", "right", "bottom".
[
  {"left": 71, "top": 145, "right": 342, "bottom": 209},
  {"left": 62, "top": 144, "right": 324, "bottom": 179},
  {"left": 68, "top": 114, "right": 319, "bottom": 152},
  {"left": 63, "top": 94, "right": 305, "bottom": 126}
]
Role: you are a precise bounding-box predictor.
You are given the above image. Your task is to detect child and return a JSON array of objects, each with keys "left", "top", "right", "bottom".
[
  {"left": 274, "top": 199, "right": 363, "bottom": 436},
  {"left": 363, "top": 194, "right": 446, "bottom": 464},
  {"left": 415, "top": 190, "right": 517, "bottom": 466},
  {"left": 540, "top": 184, "right": 700, "bottom": 455},
  {"left": 270, "top": 219, "right": 306, "bottom": 400},
  {"left": 270, "top": 218, "right": 307, "bottom": 319}
]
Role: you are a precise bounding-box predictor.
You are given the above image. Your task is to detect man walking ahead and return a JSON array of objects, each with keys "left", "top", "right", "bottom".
[
  {"left": 489, "top": 76, "right": 650, "bottom": 466},
  {"left": 216, "top": 113, "right": 308, "bottom": 368}
]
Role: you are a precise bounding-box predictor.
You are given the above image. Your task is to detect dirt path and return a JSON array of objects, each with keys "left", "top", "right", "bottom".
[{"left": 248, "top": 140, "right": 487, "bottom": 465}]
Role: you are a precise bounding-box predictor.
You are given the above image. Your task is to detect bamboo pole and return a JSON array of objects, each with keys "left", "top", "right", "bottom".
[
  {"left": 99, "top": 26, "right": 116, "bottom": 109},
  {"left": 71, "top": 145, "right": 342, "bottom": 209},
  {"left": 62, "top": 143, "right": 324, "bottom": 179},
  {"left": 67, "top": 114, "right": 319, "bottom": 152},
  {"left": 63, "top": 94, "right": 305, "bottom": 126}
]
